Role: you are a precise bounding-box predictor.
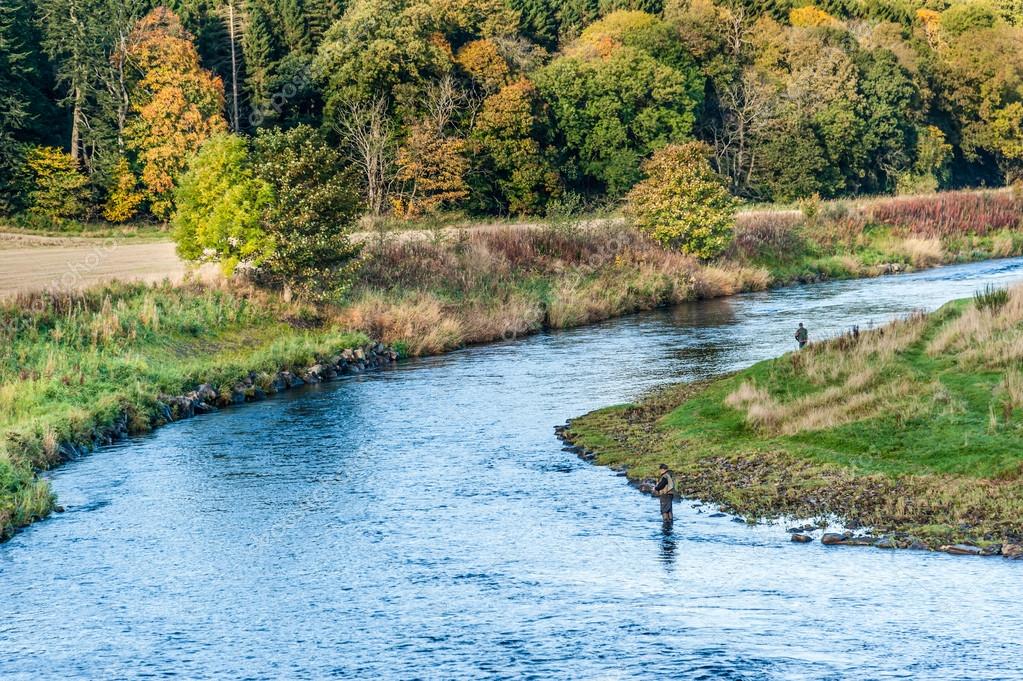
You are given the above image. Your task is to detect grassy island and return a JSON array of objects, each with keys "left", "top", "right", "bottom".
[{"left": 565, "top": 284, "right": 1023, "bottom": 551}]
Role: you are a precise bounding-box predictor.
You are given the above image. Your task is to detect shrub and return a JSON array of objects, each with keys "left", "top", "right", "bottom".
[
  {"left": 728, "top": 212, "right": 805, "bottom": 261},
  {"left": 866, "top": 190, "right": 1023, "bottom": 238},
  {"left": 626, "top": 142, "right": 736, "bottom": 258},
  {"left": 25, "top": 146, "right": 90, "bottom": 219},
  {"left": 172, "top": 134, "right": 272, "bottom": 274},
  {"left": 975, "top": 284, "right": 1010, "bottom": 311}
]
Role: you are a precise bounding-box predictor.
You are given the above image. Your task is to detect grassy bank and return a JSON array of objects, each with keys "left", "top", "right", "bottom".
[
  {"left": 0, "top": 283, "right": 370, "bottom": 538},
  {"left": 565, "top": 285, "right": 1023, "bottom": 550},
  {"left": 344, "top": 188, "right": 1023, "bottom": 355},
  {"left": 3, "top": 187, "right": 1023, "bottom": 540}
]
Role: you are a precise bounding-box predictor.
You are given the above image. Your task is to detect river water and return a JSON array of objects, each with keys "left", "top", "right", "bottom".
[{"left": 3, "top": 258, "right": 1023, "bottom": 680}]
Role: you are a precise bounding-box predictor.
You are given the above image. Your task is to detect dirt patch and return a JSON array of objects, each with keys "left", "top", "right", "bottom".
[{"left": 0, "top": 238, "right": 193, "bottom": 297}]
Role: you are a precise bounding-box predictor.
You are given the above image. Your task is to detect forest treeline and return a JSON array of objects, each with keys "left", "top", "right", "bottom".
[{"left": 3, "top": 0, "right": 1023, "bottom": 224}]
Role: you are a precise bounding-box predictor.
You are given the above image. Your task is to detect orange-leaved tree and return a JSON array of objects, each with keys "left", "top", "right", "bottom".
[{"left": 125, "top": 7, "right": 227, "bottom": 220}]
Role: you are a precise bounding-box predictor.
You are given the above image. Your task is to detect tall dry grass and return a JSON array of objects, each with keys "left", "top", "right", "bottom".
[
  {"left": 866, "top": 189, "right": 1023, "bottom": 238},
  {"left": 725, "top": 311, "right": 932, "bottom": 434},
  {"left": 927, "top": 284, "right": 1023, "bottom": 367}
]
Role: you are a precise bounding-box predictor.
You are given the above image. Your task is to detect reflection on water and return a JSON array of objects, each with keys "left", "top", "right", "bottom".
[
  {"left": 659, "top": 525, "right": 677, "bottom": 572},
  {"left": 2, "top": 258, "right": 1023, "bottom": 680}
]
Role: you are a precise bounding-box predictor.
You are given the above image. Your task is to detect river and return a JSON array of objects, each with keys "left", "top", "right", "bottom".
[{"left": 3, "top": 258, "right": 1023, "bottom": 680}]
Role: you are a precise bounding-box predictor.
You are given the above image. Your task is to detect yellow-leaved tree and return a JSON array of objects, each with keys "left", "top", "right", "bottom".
[
  {"left": 789, "top": 6, "right": 841, "bottom": 28},
  {"left": 103, "top": 158, "right": 145, "bottom": 223},
  {"left": 25, "top": 146, "right": 90, "bottom": 219},
  {"left": 125, "top": 8, "right": 227, "bottom": 220},
  {"left": 626, "top": 142, "right": 736, "bottom": 259}
]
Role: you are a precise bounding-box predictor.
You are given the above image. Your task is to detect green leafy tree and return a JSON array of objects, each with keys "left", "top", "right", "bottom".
[
  {"left": 315, "top": 0, "right": 452, "bottom": 117},
  {"left": 936, "top": 22, "right": 1023, "bottom": 182},
  {"left": 250, "top": 125, "right": 363, "bottom": 300},
  {"left": 940, "top": 2, "right": 999, "bottom": 37},
  {"left": 855, "top": 48, "right": 921, "bottom": 192},
  {"left": 626, "top": 142, "right": 736, "bottom": 258},
  {"left": 172, "top": 133, "right": 273, "bottom": 273},
  {"left": 536, "top": 14, "right": 703, "bottom": 197}
]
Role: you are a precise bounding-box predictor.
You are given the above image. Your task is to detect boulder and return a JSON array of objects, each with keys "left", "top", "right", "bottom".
[
  {"left": 196, "top": 383, "right": 217, "bottom": 402},
  {"left": 1002, "top": 543, "right": 1023, "bottom": 560},
  {"left": 842, "top": 535, "right": 879, "bottom": 546},
  {"left": 874, "top": 537, "right": 898, "bottom": 549},
  {"left": 791, "top": 534, "right": 813, "bottom": 543},
  {"left": 822, "top": 532, "right": 851, "bottom": 545},
  {"left": 231, "top": 389, "right": 246, "bottom": 405},
  {"left": 941, "top": 544, "right": 982, "bottom": 556}
]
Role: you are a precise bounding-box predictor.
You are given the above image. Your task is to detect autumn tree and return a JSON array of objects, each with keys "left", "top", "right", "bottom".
[
  {"left": 102, "top": 157, "right": 145, "bottom": 222},
  {"left": 393, "top": 78, "right": 471, "bottom": 216},
  {"left": 25, "top": 145, "right": 91, "bottom": 219},
  {"left": 626, "top": 142, "right": 736, "bottom": 258},
  {"left": 470, "top": 78, "right": 560, "bottom": 214},
  {"left": 126, "top": 7, "right": 228, "bottom": 219}
]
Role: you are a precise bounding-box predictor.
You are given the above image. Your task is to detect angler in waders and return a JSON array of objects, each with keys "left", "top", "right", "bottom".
[
  {"left": 654, "top": 463, "right": 674, "bottom": 523},
  {"left": 795, "top": 323, "right": 809, "bottom": 349}
]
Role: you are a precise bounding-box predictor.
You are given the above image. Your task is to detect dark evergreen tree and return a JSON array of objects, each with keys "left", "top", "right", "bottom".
[
  {"left": 508, "top": 0, "right": 560, "bottom": 49},
  {"left": 241, "top": 0, "right": 276, "bottom": 118},
  {"left": 0, "top": 0, "right": 31, "bottom": 212}
]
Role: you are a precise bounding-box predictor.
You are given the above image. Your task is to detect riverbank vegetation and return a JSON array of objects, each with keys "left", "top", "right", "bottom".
[
  {"left": 564, "top": 285, "right": 1023, "bottom": 550},
  {"left": 343, "top": 187, "right": 1023, "bottom": 354}
]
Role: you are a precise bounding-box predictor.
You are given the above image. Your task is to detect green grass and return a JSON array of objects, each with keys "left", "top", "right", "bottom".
[
  {"left": 0, "top": 282, "right": 370, "bottom": 538},
  {"left": 567, "top": 291, "right": 1023, "bottom": 547},
  {"left": 0, "top": 214, "right": 171, "bottom": 241}
]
